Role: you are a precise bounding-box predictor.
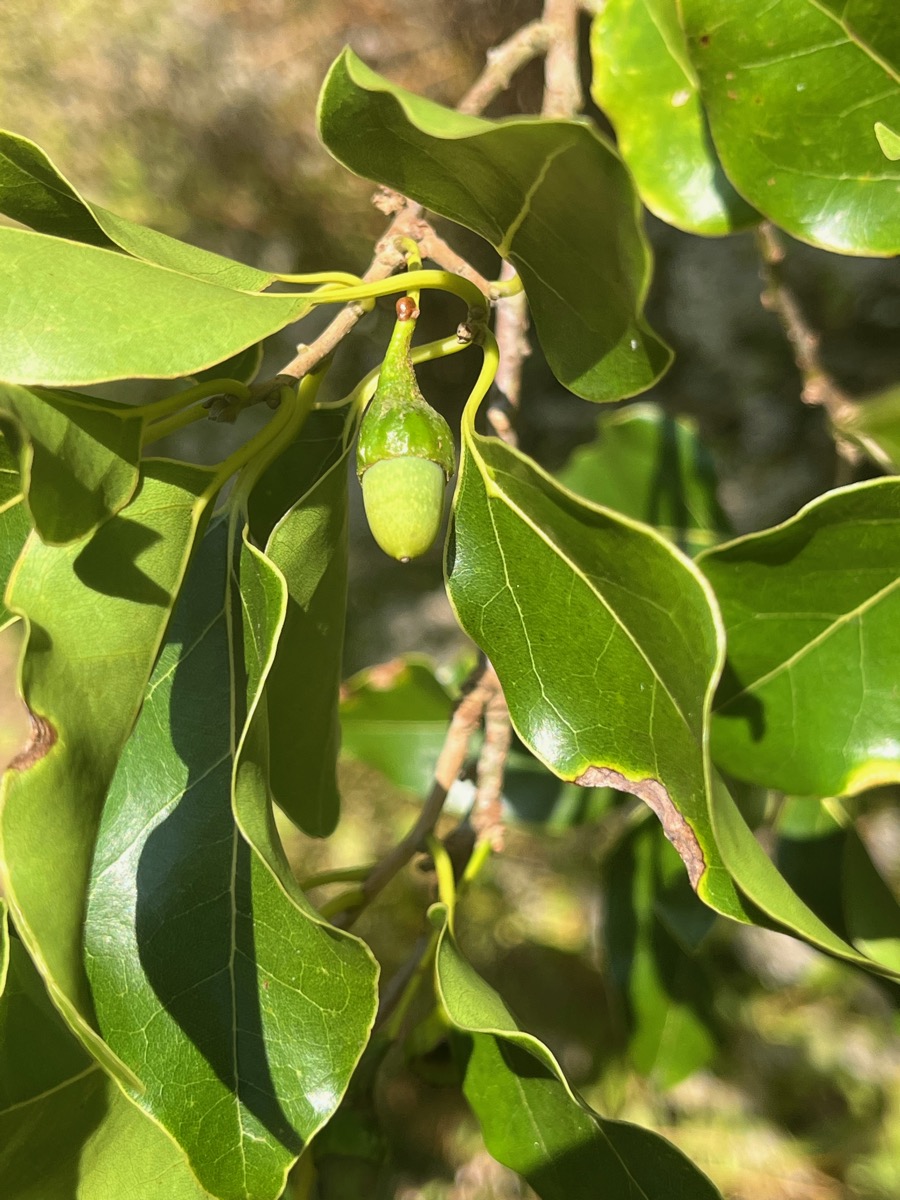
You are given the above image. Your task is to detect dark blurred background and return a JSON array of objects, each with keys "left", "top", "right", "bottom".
[{"left": 1, "top": 3, "right": 899, "bottom": 1197}]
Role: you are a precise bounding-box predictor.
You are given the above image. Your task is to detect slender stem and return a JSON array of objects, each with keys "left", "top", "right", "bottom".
[
  {"left": 312, "top": 333, "right": 470, "bottom": 414},
  {"left": 301, "top": 864, "right": 374, "bottom": 891},
  {"left": 141, "top": 403, "right": 208, "bottom": 447},
  {"left": 140, "top": 377, "right": 252, "bottom": 424},
  {"left": 755, "top": 221, "right": 859, "bottom": 476},
  {"left": 330, "top": 661, "right": 498, "bottom": 931},
  {"left": 377, "top": 932, "right": 438, "bottom": 1039},
  {"left": 489, "top": 262, "right": 530, "bottom": 446},
  {"left": 318, "top": 888, "right": 364, "bottom": 921},
  {"left": 280, "top": 268, "right": 486, "bottom": 316},
  {"left": 272, "top": 270, "right": 362, "bottom": 287},
  {"left": 472, "top": 665, "right": 512, "bottom": 850}
]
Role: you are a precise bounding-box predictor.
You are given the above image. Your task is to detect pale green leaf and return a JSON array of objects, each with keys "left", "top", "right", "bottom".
[
  {"left": 590, "top": 0, "right": 758, "bottom": 234},
  {"left": 0, "top": 459, "right": 219, "bottom": 1083},
  {"left": 0, "top": 129, "right": 273, "bottom": 290},
  {"left": 0, "top": 227, "right": 314, "bottom": 386},
  {"left": 875, "top": 121, "right": 900, "bottom": 159}
]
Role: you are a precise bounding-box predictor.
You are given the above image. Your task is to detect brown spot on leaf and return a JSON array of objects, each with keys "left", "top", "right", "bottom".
[
  {"left": 699, "top": 34, "right": 710, "bottom": 47},
  {"left": 7, "top": 712, "right": 57, "bottom": 772},
  {"left": 575, "top": 766, "right": 705, "bottom": 889}
]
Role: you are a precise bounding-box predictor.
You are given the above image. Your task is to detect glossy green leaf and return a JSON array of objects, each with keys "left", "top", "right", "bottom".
[
  {"left": 0, "top": 906, "right": 209, "bottom": 1200},
  {"left": 701, "top": 479, "right": 900, "bottom": 797},
  {"left": 0, "top": 227, "right": 315, "bottom": 386},
  {"left": 432, "top": 904, "right": 722, "bottom": 1199},
  {"left": 446, "top": 407, "right": 748, "bottom": 921},
  {"left": 340, "top": 656, "right": 455, "bottom": 795},
  {"left": 0, "top": 430, "right": 31, "bottom": 629},
  {"left": 875, "top": 121, "right": 900, "bottom": 159},
  {"left": 448, "top": 394, "right": 897, "bottom": 975},
  {"left": 836, "top": 385, "right": 900, "bottom": 471},
  {"left": 0, "top": 129, "right": 274, "bottom": 290},
  {"left": 0, "top": 459, "right": 219, "bottom": 1082},
  {"left": 557, "top": 404, "right": 729, "bottom": 556},
  {"left": 0, "top": 383, "right": 143, "bottom": 544},
  {"left": 842, "top": 825, "right": 900, "bottom": 971},
  {"left": 590, "top": 0, "right": 758, "bottom": 234},
  {"left": 680, "top": 0, "right": 900, "bottom": 255},
  {"left": 247, "top": 410, "right": 351, "bottom": 836},
  {"left": 605, "top": 822, "right": 716, "bottom": 1088},
  {"left": 83, "top": 517, "right": 378, "bottom": 1200},
  {"left": 318, "top": 49, "right": 671, "bottom": 402}
]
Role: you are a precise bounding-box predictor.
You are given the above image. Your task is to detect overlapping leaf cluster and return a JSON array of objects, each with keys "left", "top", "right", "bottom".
[{"left": 0, "top": 13, "right": 898, "bottom": 1199}]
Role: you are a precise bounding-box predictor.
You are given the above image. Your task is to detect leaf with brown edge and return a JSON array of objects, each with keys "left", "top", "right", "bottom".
[{"left": 447, "top": 386, "right": 900, "bottom": 979}]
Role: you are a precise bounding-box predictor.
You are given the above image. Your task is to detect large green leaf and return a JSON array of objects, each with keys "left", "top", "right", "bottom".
[
  {"left": 836, "top": 385, "right": 900, "bottom": 472},
  {"left": 605, "top": 821, "right": 716, "bottom": 1088},
  {"left": 446, "top": 403, "right": 747, "bottom": 921},
  {"left": 318, "top": 49, "right": 671, "bottom": 403},
  {"left": 83, "top": 516, "right": 378, "bottom": 1200},
  {"left": 0, "top": 906, "right": 209, "bottom": 1200},
  {"left": 0, "top": 383, "right": 143, "bottom": 544},
  {"left": 0, "top": 129, "right": 273, "bottom": 290},
  {"left": 0, "top": 459, "right": 218, "bottom": 1082},
  {"left": 432, "top": 904, "right": 722, "bottom": 1199},
  {"left": 590, "top": 0, "right": 758, "bottom": 234},
  {"left": 556, "top": 404, "right": 729, "bottom": 556},
  {"left": 700, "top": 479, "right": 900, "bottom": 797},
  {"left": 447, "top": 383, "right": 898, "bottom": 976},
  {"left": 247, "top": 410, "right": 351, "bottom": 836},
  {"left": 680, "top": 0, "right": 900, "bottom": 255},
  {"left": 0, "top": 431, "right": 31, "bottom": 629},
  {"left": 0, "top": 227, "right": 315, "bottom": 386}
]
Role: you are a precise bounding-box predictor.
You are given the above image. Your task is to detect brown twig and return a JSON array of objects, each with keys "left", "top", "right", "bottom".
[
  {"left": 756, "top": 222, "right": 860, "bottom": 470},
  {"left": 488, "top": 262, "right": 530, "bottom": 445},
  {"left": 331, "top": 664, "right": 496, "bottom": 929},
  {"left": 456, "top": 20, "right": 552, "bottom": 116},
  {"left": 472, "top": 665, "right": 511, "bottom": 850},
  {"left": 541, "top": 0, "right": 584, "bottom": 118}
]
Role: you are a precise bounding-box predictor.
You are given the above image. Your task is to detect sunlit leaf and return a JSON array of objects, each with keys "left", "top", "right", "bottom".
[
  {"left": 0, "top": 227, "right": 315, "bottom": 386},
  {"left": 0, "top": 129, "right": 274, "bottom": 290},
  {"left": 0, "top": 383, "right": 143, "bottom": 543},
  {"left": 0, "top": 459, "right": 219, "bottom": 1082},
  {"left": 83, "top": 517, "right": 378, "bottom": 1200},
  {"left": 448, "top": 391, "right": 898, "bottom": 976},
  {"left": 318, "top": 49, "right": 671, "bottom": 402},
  {"left": 700, "top": 479, "right": 900, "bottom": 797},
  {"left": 0, "top": 904, "right": 210, "bottom": 1200},
  {"left": 680, "top": 0, "right": 900, "bottom": 255},
  {"left": 432, "top": 903, "right": 723, "bottom": 1199},
  {"left": 590, "top": 0, "right": 758, "bottom": 234}
]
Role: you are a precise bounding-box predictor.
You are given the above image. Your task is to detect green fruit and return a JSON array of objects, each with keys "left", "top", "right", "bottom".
[
  {"left": 361, "top": 457, "right": 446, "bottom": 562},
  {"left": 356, "top": 298, "right": 456, "bottom": 561}
]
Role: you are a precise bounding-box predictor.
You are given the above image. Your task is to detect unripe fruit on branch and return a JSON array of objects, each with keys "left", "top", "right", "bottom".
[{"left": 356, "top": 297, "right": 455, "bottom": 562}]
